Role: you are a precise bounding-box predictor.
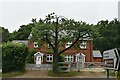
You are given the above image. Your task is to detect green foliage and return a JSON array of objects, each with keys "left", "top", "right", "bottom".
[
  {"left": 2, "top": 70, "right": 26, "bottom": 78},
  {"left": 93, "top": 19, "right": 120, "bottom": 52},
  {"left": 46, "top": 49, "right": 61, "bottom": 54},
  {"left": 58, "top": 54, "right": 65, "bottom": 62},
  {"left": 46, "top": 49, "right": 54, "bottom": 54},
  {"left": 9, "top": 24, "right": 34, "bottom": 40},
  {"left": 108, "top": 70, "right": 115, "bottom": 77},
  {"left": 2, "top": 42, "right": 28, "bottom": 73},
  {"left": 31, "top": 13, "right": 91, "bottom": 47},
  {"left": 115, "top": 71, "right": 120, "bottom": 80},
  {"left": 26, "top": 49, "right": 37, "bottom": 64},
  {"left": 0, "top": 27, "right": 9, "bottom": 42}
]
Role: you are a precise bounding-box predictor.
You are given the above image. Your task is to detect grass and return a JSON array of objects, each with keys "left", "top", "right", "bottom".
[
  {"left": 101, "top": 70, "right": 115, "bottom": 77},
  {"left": 109, "top": 70, "right": 115, "bottom": 77},
  {"left": 0, "top": 73, "right": 1, "bottom": 78},
  {"left": 48, "top": 71, "right": 81, "bottom": 77},
  {"left": 2, "top": 70, "right": 26, "bottom": 78},
  {"left": 89, "top": 71, "right": 96, "bottom": 75}
]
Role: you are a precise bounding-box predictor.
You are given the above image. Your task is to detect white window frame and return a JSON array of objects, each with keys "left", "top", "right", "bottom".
[
  {"left": 46, "top": 54, "right": 53, "bottom": 62},
  {"left": 65, "top": 55, "right": 73, "bottom": 62},
  {"left": 80, "top": 41, "right": 87, "bottom": 49},
  {"left": 65, "top": 42, "right": 72, "bottom": 48},
  {"left": 34, "top": 41, "right": 38, "bottom": 48},
  {"left": 34, "top": 52, "right": 44, "bottom": 63}
]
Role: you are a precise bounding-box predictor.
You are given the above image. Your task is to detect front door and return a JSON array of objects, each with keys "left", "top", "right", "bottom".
[
  {"left": 76, "top": 53, "right": 85, "bottom": 68},
  {"left": 36, "top": 56, "right": 41, "bottom": 64},
  {"left": 76, "top": 53, "right": 85, "bottom": 63}
]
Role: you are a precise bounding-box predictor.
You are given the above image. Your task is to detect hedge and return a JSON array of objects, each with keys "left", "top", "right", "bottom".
[{"left": 2, "top": 42, "right": 28, "bottom": 73}]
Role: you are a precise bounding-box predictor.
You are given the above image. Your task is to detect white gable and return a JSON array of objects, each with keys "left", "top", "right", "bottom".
[{"left": 34, "top": 52, "right": 43, "bottom": 57}]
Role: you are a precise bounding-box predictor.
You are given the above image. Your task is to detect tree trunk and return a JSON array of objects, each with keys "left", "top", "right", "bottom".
[
  {"left": 53, "top": 53, "right": 59, "bottom": 73},
  {"left": 52, "top": 17, "right": 59, "bottom": 74}
]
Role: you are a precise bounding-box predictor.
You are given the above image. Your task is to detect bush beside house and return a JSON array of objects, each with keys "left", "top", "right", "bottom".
[
  {"left": 2, "top": 42, "right": 28, "bottom": 73},
  {"left": 59, "top": 54, "right": 65, "bottom": 62},
  {"left": 26, "top": 49, "right": 37, "bottom": 64}
]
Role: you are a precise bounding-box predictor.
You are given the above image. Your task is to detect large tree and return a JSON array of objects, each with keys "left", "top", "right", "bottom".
[
  {"left": 31, "top": 13, "right": 91, "bottom": 73},
  {"left": 9, "top": 23, "right": 34, "bottom": 41},
  {"left": 93, "top": 19, "right": 120, "bottom": 52}
]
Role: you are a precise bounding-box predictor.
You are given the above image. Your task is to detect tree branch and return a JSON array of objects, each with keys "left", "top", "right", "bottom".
[
  {"left": 46, "top": 33, "right": 55, "bottom": 50},
  {"left": 80, "top": 32, "right": 89, "bottom": 38},
  {"left": 58, "top": 31, "right": 90, "bottom": 54},
  {"left": 58, "top": 31, "right": 81, "bottom": 55}
]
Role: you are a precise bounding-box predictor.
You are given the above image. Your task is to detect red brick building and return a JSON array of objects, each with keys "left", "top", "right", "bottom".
[
  {"left": 27, "top": 38, "right": 93, "bottom": 64},
  {"left": 12, "top": 38, "right": 103, "bottom": 64}
]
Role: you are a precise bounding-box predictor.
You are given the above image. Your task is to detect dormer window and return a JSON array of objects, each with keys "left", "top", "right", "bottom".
[
  {"left": 34, "top": 41, "right": 38, "bottom": 48},
  {"left": 80, "top": 41, "right": 87, "bottom": 49},
  {"left": 28, "top": 33, "right": 32, "bottom": 39},
  {"left": 48, "top": 43, "right": 53, "bottom": 49},
  {"left": 65, "top": 42, "right": 72, "bottom": 48}
]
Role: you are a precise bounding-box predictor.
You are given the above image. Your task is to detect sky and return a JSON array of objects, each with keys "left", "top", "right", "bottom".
[{"left": 0, "top": 0, "right": 120, "bottom": 33}]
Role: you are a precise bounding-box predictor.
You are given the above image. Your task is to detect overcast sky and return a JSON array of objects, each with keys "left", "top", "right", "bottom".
[{"left": 0, "top": 0, "right": 120, "bottom": 32}]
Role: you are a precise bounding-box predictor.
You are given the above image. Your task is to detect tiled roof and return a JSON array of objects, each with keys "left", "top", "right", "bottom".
[
  {"left": 93, "top": 50, "right": 102, "bottom": 58},
  {"left": 12, "top": 40, "right": 28, "bottom": 46}
]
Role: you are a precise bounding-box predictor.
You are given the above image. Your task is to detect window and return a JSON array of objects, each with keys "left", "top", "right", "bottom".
[
  {"left": 48, "top": 43, "right": 53, "bottom": 49},
  {"left": 80, "top": 41, "right": 87, "bottom": 49},
  {"left": 65, "top": 42, "right": 72, "bottom": 48},
  {"left": 46, "top": 54, "right": 53, "bottom": 62},
  {"left": 34, "top": 41, "right": 38, "bottom": 48},
  {"left": 65, "top": 55, "right": 73, "bottom": 62}
]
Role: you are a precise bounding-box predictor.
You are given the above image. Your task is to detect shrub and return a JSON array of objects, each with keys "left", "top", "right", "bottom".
[
  {"left": 48, "top": 71, "right": 81, "bottom": 77},
  {"left": 58, "top": 54, "right": 65, "bottom": 62},
  {"left": 2, "top": 42, "right": 28, "bottom": 73},
  {"left": 26, "top": 49, "right": 37, "bottom": 64}
]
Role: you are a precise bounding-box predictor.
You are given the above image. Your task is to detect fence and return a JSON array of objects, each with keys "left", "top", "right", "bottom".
[
  {"left": 25, "top": 62, "right": 103, "bottom": 71},
  {"left": 25, "top": 64, "right": 52, "bottom": 70},
  {"left": 84, "top": 62, "right": 103, "bottom": 68},
  {"left": 58, "top": 62, "right": 84, "bottom": 72}
]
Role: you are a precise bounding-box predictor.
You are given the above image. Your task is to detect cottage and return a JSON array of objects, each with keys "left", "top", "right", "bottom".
[
  {"left": 28, "top": 37, "right": 93, "bottom": 64},
  {"left": 12, "top": 32, "right": 94, "bottom": 64}
]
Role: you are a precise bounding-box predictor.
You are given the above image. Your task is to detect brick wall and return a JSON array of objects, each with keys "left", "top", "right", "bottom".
[
  {"left": 93, "top": 57, "right": 103, "bottom": 62},
  {"left": 28, "top": 39, "right": 93, "bottom": 62}
]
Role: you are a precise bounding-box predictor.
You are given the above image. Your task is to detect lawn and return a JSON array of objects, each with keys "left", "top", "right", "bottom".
[
  {"left": 2, "top": 70, "right": 26, "bottom": 78},
  {"left": 48, "top": 71, "right": 81, "bottom": 77}
]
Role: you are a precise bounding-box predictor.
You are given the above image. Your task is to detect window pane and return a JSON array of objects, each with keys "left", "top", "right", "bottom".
[
  {"left": 47, "top": 57, "right": 49, "bottom": 61},
  {"left": 50, "top": 58, "right": 52, "bottom": 61},
  {"left": 80, "top": 41, "right": 87, "bottom": 49}
]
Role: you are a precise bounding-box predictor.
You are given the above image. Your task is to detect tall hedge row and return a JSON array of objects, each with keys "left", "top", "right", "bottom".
[{"left": 2, "top": 42, "right": 28, "bottom": 73}]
